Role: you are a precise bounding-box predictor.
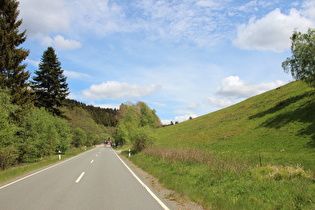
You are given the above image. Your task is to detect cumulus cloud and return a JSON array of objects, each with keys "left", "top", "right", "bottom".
[
  {"left": 41, "top": 35, "right": 81, "bottom": 50},
  {"left": 215, "top": 76, "right": 285, "bottom": 99},
  {"left": 82, "top": 81, "right": 161, "bottom": 100},
  {"left": 234, "top": 8, "right": 314, "bottom": 52}
]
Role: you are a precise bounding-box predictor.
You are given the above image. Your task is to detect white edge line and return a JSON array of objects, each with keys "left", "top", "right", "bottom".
[
  {"left": 75, "top": 172, "right": 85, "bottom": 183},
  {"left": 0, "top": 148, "right": 95, "bottom": 190},
  {"left": 112, "top": 149, "right": 170, "bottom": 210}
]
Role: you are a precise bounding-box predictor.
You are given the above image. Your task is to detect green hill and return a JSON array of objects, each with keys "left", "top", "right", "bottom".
[
  {"left": 130, "top": 81, "right": 315, "bottom": 209},
  {"left": 156, "top": 80, "right": 315, "bottom": 169}
]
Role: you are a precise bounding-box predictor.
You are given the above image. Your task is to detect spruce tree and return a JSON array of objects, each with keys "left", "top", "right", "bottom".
[
  {"left": 32, "top": 47, "right": 69, "bottom": 116},
  {"left": 0, "top": 0, "right": 31, "bottom": 105}
]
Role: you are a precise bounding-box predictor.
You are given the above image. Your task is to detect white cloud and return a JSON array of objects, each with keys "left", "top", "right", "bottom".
[
  {"left": 82, "top": 81, "right": 161, "bottom": 100},
  {"left": 207, "top": 97, "right": 232, "bottom": 107},
  {"left": 196, "top": 0, "right": 220, "bottom": 8},
  {"left": 41, "top": 35, "right": 81, "bottom": 50},
  {"left": 25, "top": 59, "right": 40, "bottom": 67},
  {"left": 63, "top": 70, "right": 90, "bottom": 79},
  {"left": 234, "top": 8, "right": 314, "bottom": 52},
  {"left": 19, "top": 0, "right": 70, "bottom": 38},
  {"left": 215, "top": 76, "right": 285, "bottom": 99}
]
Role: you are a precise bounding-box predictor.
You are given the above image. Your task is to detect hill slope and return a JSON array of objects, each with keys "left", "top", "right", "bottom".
[
  {"left": 130, "top": 81, "right": 315, "bottom": 209},
  {"left": 156, "top": 80, "right": 315, "bottom": 169}
]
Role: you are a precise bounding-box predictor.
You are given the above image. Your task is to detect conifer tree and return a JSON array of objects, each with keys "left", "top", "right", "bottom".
[
  {"left": 0, "top": 0, "right": 31, "bottom": 105},
  {"left": 32, "top": 47, "right": 69, "bottom": 116}
]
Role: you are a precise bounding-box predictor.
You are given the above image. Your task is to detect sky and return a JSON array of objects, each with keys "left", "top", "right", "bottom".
[{"left": 17, "top": 0, "right": 315, "bottom": 124}]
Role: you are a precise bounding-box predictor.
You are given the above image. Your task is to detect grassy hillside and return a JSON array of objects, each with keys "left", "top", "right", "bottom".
[
  {"left": 130, "top": 81, "right": 315, "bottom": 209},
  {"left": 156, "top": 80, "right": 315, "bottom": 169}
]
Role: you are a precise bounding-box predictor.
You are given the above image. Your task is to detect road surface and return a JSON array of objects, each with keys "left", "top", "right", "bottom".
[{"left": 0, "top": 147, "right": 169, "bottom": 210}]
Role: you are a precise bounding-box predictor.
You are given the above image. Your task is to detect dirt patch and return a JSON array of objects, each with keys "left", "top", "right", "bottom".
[{"left": 116, "top": 150, "right": 205, "bottom": 210}]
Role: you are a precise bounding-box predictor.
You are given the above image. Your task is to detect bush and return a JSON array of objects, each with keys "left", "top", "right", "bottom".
[
  {"left": 19, "top": 108, "right": 72, "bottom": 159},
  {"left": 71, "top": 127, "right": 86, "bottom": 148},
  {"left": 131, "top": 127, "right": 156, "bottom": 152},
  {"left": 0, "top": 146, "right": 18, "bottom": 170}
]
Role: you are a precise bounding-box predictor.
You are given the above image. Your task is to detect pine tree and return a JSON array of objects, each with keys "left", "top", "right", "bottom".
[
  {"left": 32, "top": 47, "right": 69, "bottom": 116},
  {"left": 0, "top": 0, "right": 31, "bottom": 105}
]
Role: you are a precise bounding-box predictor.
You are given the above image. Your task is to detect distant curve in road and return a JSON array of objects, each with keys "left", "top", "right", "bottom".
[{"left": 0, "top": 147, "right": 169, "bottom": 210}]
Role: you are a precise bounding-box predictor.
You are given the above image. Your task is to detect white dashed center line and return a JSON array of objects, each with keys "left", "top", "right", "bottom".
[{"left": 75, "top": 172, "right": 85, "bottom": 183}]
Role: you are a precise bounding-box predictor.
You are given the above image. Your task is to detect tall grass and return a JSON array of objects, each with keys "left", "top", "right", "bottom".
[{"left": 144, "top": 147, "right": 248, "bottom": 175}]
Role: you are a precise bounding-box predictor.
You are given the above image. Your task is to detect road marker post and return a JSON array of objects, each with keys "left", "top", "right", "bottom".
[
  {"left": 58, "top": 150, "right": 61, "bottom": 160},
  {"left": 129, "top": 149, "right": 131, "bottom": 157}
]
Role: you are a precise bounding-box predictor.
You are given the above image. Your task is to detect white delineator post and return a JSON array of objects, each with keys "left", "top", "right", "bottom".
[
  {"left": 129, "top": 149, "right": 131, "bottom": 158},
  {"left": 58, "top": 150, "right": 61, "bottom": 160}
]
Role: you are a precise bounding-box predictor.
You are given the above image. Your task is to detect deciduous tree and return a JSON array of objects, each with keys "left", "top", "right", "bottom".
[{"left": 282, "top": 28, "right": 315, "bottom": 87}]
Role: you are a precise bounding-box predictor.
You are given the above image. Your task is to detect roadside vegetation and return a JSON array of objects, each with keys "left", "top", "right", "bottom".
[
  {"left": 130, "top": 81, "right": 315, "bottom": 209},
  {"left": 115, "top": 102, "right": 162, "bottom": 151}
]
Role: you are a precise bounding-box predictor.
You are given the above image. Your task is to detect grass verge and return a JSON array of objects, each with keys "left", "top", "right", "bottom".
[{"left": 130, "top": 148, "right": 315, "bottom": 209}]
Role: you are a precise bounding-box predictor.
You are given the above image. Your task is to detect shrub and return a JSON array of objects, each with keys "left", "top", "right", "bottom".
[
  {"left": 0, "top": 146, "right": 18, "bottom": 169},
  {"left": 71, "top": 127, "right": 86, "bottom": 148},
  {"left": 132, "top": 127, "right": 156, "bottom": 152}
]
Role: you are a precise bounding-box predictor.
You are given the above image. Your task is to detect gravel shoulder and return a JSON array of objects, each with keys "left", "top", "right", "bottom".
[{"left": 116, "top": 150, "right": 205, "bottom": 210}]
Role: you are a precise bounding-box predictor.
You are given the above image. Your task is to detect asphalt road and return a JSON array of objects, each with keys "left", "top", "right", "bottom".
[{"left": 0, "top": 147, "right": 169, "bottom": 210}]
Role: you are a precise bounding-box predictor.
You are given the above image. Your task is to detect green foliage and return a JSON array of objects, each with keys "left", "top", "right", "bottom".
[
  {"left": 64, "top": 99, "right": 118, "bottom": 127},
  {"left": 0, "top": 145, "right": 18, "bottom": 170},
  {"left": 54, "top": 117, "right": 71, "bottom": 152},
  {"left": 116, "top": 104, "right": 140, "bottom": 145},
  {"left": 32, "top": 47, "right": 69, "bottom": 116},
  {"left": 282, "top": 28, "right": 315, "bottom": 87},
  {"left": 131, "top": 126, "right": 156, "bottom": 152},
  {"left": 62, "top": 106, "right": 108, "bottom": 146},
  {"left": 71, "top": 127, "right": 86, "bottom": 148},
  {"left": 138, "top": 102, "right": 161, "bottom": 128},
  {"left": 0, "top": 90, "right": 17, "bottom": 147},
  {"left": 19, "top": 108, "right": 71, "bottom": 161},
  {"left": 0, "top": 0, "right": 32, "bottom": 106},
  {"left": 115, "top": 102, "right": 161, "bottom": 151}
]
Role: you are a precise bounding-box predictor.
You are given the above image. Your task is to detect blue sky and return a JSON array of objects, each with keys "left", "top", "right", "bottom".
[{"left": 18, "top": 0, "right": 315, "bottom": 124}]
